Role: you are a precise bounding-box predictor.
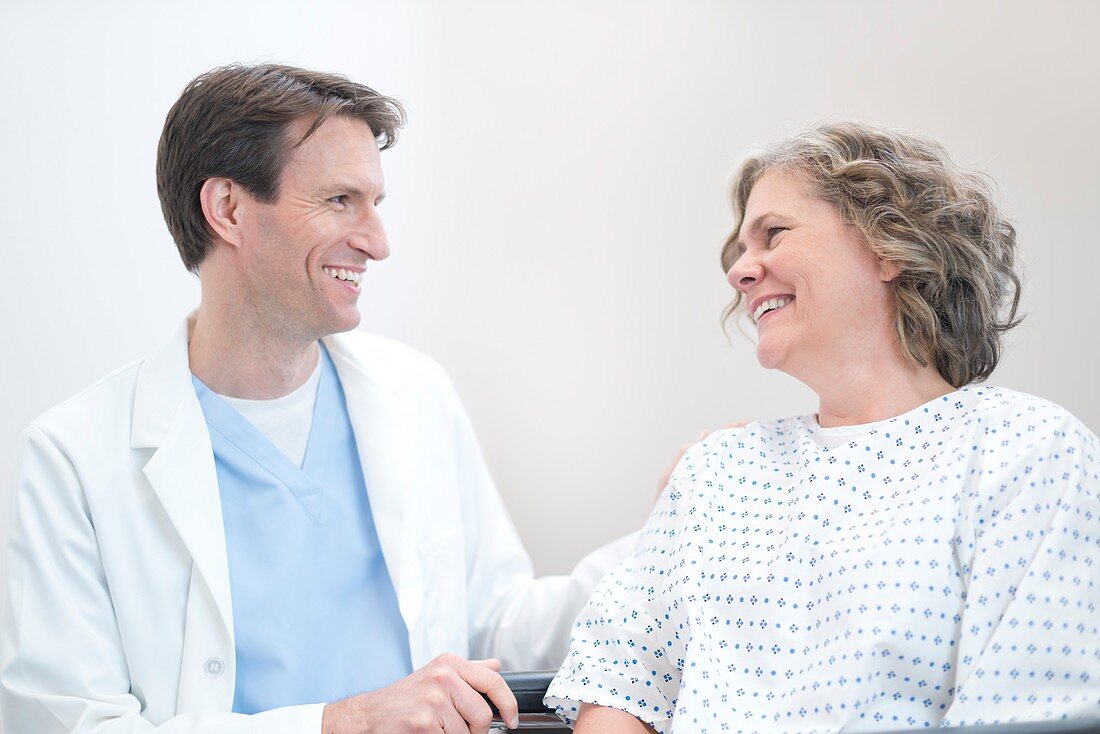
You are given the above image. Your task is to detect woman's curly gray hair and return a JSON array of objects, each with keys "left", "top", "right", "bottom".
[{"left": 720, "top": 122, "right": 1022, "bottom": 388}]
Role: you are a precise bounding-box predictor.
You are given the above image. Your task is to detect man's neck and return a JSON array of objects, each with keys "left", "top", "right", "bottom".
[{"left": 188, "top": 307, "right": 321, "bottom": 400}]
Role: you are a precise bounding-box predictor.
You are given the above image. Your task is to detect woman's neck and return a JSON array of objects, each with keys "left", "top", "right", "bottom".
[{"left": 812, "top": 360, "right": 957, "bottom": 428}]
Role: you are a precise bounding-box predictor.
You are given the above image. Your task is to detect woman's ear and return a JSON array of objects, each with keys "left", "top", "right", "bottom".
[
  {"left": 878, "top": 257, "right": 901, "bottom": 282},
  {"left": 199, "top": 177, "right": 245, "bottom": 248}
]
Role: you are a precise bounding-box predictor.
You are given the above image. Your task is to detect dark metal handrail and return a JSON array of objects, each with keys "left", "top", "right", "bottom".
[{"left": 491, "top": 670, "right": 1100, "bottom": 732}]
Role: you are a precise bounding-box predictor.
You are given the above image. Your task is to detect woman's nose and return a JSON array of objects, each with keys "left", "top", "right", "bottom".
[{"left": 727, "top": 256, "right": 764, "bottom": 293}]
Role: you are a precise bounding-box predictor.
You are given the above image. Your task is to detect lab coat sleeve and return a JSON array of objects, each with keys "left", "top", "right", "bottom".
[
  {"left": 0, "top": 426, "right": 325, "bottom": 734},
  {"left": 447, "top": 388, "right": 637, "bottom": 671}
]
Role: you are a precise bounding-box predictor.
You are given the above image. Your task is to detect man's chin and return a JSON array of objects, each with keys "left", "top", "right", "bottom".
[
  {"left": 317, "top": 308, "right": 362, "bottom": 338},
  {"left": 333, "top": 314, "right": 362, "bottom": 334}
]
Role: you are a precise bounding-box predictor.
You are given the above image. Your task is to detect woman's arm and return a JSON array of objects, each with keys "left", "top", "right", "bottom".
[{"left": 574, "top": 703, "right": 657, "bottom": 734}]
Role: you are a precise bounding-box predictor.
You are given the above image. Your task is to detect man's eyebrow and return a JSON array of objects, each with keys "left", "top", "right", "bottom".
[
  {"left": 319, "top": 184, "right": 385, "bottom": 204},
  {"left": 320, "top": 183, "right": 364, "bottom": 197}
]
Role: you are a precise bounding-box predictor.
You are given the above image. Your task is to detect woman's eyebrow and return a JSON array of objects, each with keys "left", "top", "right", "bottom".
[
  {"left": 743, "top": 211, "right": 786, "bottom": 236},
  {"left": 737, "top": 211, "right": 783, "bottom": 248}
]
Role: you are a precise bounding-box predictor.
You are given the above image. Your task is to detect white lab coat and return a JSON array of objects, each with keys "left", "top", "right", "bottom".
[{"left": 1, "top": 319, "right": 633, "bottom": 733}]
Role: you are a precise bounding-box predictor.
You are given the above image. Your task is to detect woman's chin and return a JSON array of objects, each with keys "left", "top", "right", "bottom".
[{"left": 755, "top": 340, "right": 786, "bottom": 370}]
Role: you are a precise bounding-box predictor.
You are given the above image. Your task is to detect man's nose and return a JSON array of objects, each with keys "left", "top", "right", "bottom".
[{"left": 351, "top": 205, "right": 390, "bottom": 261}]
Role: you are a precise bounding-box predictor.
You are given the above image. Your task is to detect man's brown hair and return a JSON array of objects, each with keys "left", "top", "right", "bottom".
[{"left": 156, "top": 63, "right": 406, "bottom": 272}]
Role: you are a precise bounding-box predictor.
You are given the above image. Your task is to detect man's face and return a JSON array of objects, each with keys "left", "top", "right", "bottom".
[{"left": 233, "top": 115, "right": 389, "bottom": 342}]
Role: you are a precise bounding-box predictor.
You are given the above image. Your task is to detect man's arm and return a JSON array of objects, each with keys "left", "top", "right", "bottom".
[
  {"left": 443, "top": 382, "right": 637, "bottom": 670},
  {"left": 455, "top": 399, "right": 740, "bottom": 670}
]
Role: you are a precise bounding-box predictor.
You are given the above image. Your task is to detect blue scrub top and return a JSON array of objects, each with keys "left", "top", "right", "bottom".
[{"left": 193, "top": 346, "right": 413, "bottom": 713}]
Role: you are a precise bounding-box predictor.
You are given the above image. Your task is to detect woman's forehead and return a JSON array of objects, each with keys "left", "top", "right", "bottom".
[{"left": 744, "top": 170, "right": 828, "bottom": 224}]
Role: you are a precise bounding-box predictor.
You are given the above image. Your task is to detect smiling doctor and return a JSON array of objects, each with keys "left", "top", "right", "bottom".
[{"left": 1, "top": 64, "right": 633, "bottom": 734}]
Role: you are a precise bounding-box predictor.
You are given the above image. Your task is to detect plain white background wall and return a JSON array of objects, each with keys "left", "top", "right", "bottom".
[{"left": 2, "top": 1, "right": 1098, "bottom": 577}]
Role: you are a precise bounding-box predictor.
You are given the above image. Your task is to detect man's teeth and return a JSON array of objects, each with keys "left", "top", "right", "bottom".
[
  {"left": 323, "top": 267, "right": 362, "bottom": 284},
  {"left": 753, "top": 296, "right": 792, "bottom": 323}
]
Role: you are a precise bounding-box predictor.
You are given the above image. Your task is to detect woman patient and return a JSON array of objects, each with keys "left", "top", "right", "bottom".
[{"left": 545, "top": 122, "right": 1100, "bottom": 733}]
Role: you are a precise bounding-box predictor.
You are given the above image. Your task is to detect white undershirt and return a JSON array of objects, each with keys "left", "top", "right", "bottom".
[
  {"left": 215, "top": 358, "right": 323, "bottom": 468},
  {"left": 808, "top": 416, "right": 885, "bottom": 449}
]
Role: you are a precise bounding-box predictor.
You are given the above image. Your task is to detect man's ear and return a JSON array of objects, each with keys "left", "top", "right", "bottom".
[{"left": 199, "top": 177, "right": 246, "bottom": 247}]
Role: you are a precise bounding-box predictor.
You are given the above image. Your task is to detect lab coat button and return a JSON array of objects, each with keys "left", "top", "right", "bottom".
[{"left": 204, "top": 657, "right": 225, "bottom": 677}]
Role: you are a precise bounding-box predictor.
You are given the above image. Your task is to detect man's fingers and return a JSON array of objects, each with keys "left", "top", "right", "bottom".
[
  {"left": 470, "top": 657, "right": 501, "bottom": 672},
  {"left": 451, "top": 680, "right": 498, "bottom": 734},
  {"left": 439, "top": 703, "right": 471, "bottom": 734},
  {"left": 459, "top": 660, "right": 518, "bottom": 728}
]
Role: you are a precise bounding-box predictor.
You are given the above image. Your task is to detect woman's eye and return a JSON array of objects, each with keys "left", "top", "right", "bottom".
[{"left": 766, "top": 226, "right": 787, "bottom": 244}]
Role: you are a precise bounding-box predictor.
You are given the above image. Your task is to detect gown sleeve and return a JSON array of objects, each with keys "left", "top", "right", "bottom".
[
  {"left": 943, "top": 407, "right": 1100, "bottom": 726},
  {"left": 544, "top": 439, "right": 715, "bottom": 733}
]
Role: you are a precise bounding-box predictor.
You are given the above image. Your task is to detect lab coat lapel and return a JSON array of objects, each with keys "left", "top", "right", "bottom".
[
  {"left": 131, "top": 321, "right": 235, "bottom": 648},
  {"left": 323, "top": 334, "right": 426, "bottom": 651}
]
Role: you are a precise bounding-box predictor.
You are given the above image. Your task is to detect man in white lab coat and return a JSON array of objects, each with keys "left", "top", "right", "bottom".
[{"left": 1, "top": 63, "right": 631, "bottom": 734}]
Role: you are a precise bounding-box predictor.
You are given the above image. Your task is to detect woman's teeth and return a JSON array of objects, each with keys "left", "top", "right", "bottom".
[
  {"left": 753, "top": 296, "right": 792, "bottom": 323},
  {"left": 323, "top": 267, "right": 362, "bottom": 284}
]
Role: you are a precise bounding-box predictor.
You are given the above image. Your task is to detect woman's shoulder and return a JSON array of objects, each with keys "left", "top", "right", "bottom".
[
  {"left": 965, "top": 384, "right": 1095, "bottom": 439},
  {"left": 958, "top": 386, "right": 1100, "bottom": 484}
]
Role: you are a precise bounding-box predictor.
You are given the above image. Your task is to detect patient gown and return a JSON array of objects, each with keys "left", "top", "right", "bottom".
[{"left": 546, "top": 386, "right": 1100, "bottom": 733}]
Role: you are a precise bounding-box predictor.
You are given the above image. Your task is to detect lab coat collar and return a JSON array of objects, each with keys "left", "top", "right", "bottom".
[
  {"left": 322, "top": 332, "right": 422, "bottom": 640},
  {"left": 321, "top": 331, "right": 410, "bottom": 397},
  {"left": 132, "top": 317, "right": 234, "bottom": 647},
  {"left": 130, "top": 319, "right": 192, "bottom": 450}
]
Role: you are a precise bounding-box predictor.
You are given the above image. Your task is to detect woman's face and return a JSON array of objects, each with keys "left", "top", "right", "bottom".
[{"left": 726, "top": 169, "right": 898, "bottom": 378}]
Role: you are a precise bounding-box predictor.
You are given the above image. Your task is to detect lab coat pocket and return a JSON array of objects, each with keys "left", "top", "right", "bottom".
[{"left": 419, "top": 526, "right": 470, "bottom": 657}]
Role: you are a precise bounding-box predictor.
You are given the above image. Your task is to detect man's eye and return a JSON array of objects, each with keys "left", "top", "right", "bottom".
[{"left": 329, "top": 195, "right": 348, "bottom": 206}]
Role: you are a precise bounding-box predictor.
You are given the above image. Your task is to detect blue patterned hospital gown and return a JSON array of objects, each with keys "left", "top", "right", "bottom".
[{"left": 546, "top": 386, "right": 1100, "bottom": 733}]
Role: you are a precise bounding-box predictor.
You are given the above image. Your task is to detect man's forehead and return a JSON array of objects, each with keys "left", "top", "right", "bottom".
[
  {"left": 287, "top": 115, "right": 379, "bottom": 159},
  {"left": 282, "top": 115, "right": 383, "bottom": 180}
]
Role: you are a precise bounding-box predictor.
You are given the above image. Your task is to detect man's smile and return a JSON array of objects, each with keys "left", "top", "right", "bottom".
[{"left": 323, "top": 266, "right": 363, "bottom": 287}]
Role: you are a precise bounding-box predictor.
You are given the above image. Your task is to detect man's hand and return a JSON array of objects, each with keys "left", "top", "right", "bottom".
[
  {"left": 656, "top": 422, "right": 751, "bottom": 499},
  {"left": 321, "top": 654, "right": 519, "bottom": 734}
]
